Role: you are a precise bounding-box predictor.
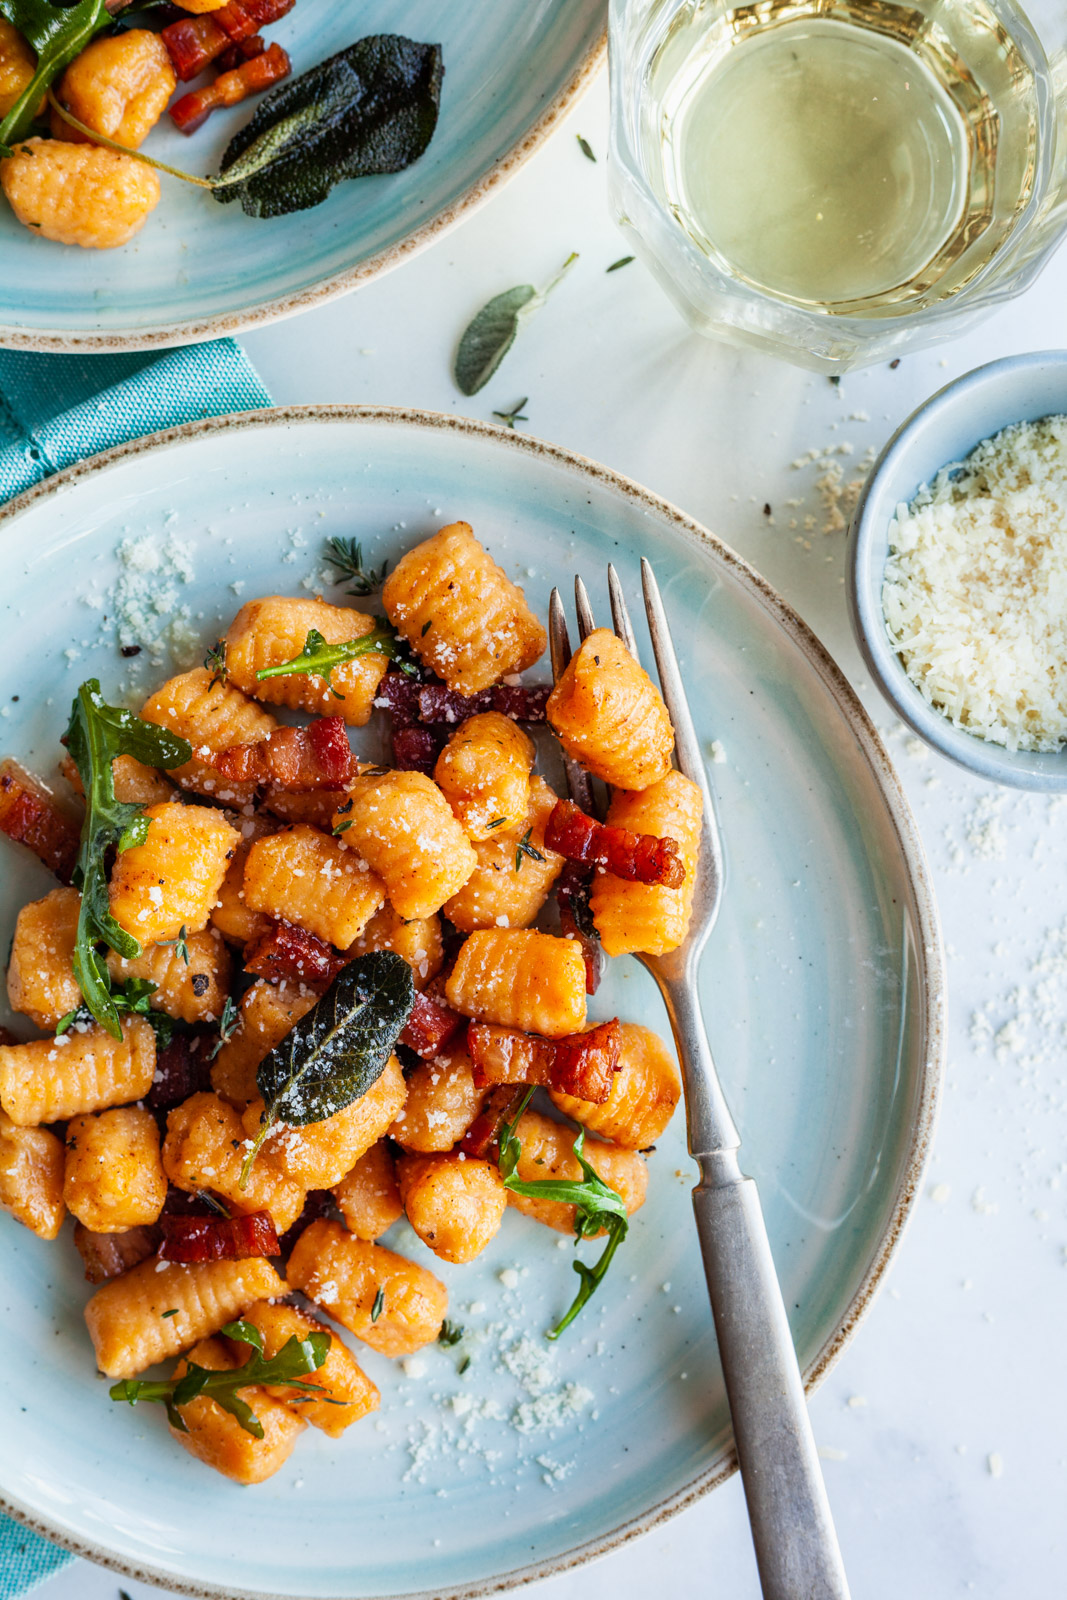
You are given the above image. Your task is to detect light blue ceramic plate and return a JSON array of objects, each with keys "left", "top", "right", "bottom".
[
  {"left": 0, "top": 410, "right": 943, "bottom": 1600},
  {"left": 0, "top": 3, "right": 605, "bottom": 352}
]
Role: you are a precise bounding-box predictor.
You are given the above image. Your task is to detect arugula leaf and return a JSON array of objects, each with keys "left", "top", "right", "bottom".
[
  {"left": 454, "top": 253, "right": 577, "bottom": 397},
  {"left": 55, "top": 976, "right": 175, "bottom": 1049},
  {"left": 498, "top": 1093, "right": 629, "bottom": 1339},
  {"left": 255, "top": 623, "right": 411, "bottom": 691},
  {"left": 240, "top": 951, "right": 414, "bottom": 1185},
  {"left": 0, "top": 0, "right": 110, "bottom": 145},
  {"left": 110, "top": 1321, "right": 332, "bottom": 1439},
  {"left": 64, "top": 681, "right": 191, "bottom": 1039},
  {"left": 324, "top": 537, "right": 388, "bottom": 597},
  {"left": 213, "top": 35, "right": 443, "bottom": 219}
]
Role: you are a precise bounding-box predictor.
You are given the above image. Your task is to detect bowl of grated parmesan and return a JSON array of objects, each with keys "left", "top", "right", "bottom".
[{"left": 848, "top": 350, "right": 1067, "bottom": 789}]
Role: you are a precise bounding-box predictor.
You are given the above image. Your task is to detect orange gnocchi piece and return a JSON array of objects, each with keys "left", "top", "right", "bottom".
[
  {"left": 287, "top": 1220, "right": 448, "bottom": 1358},
  {"left": 0, "top": 1109, "right": 65, "bottom": 1241},
  {"left": 504, "top": 1109, "right": 648, "bottom": 1234},
  {"left": 108, "top": 801, "right": 239, "bottom": 946},
  {"left": 225, "top": 597, "right": 389, "bottom": 725},
  {"left": 546, "top": 628, "right": 675, "bottom": 791},
  {"left": 0, "top": 1017, "right": 155, "bottom": 1127},
  {"left": 590, "top": 770, "right": 703, "bottom": 956},
  {"left": 6, "top": 886, "right": 82, "bottom": 1031},
  {"left": 168, "top": 1336, "right": 305, "bottom": 1485},
  {"left": 333, "top": 771, "right": 476, "bottom": 920},
  {"left": 243, "top": 824, "right": 385, "bottom": 950},
  {"left": 397, "top": 1151, "right": 506, "bottom": 1264},
  {"left": 445, "top": 928, "right": 586, "bottom": 1038},
  {"left": 332, "top": 1140, "right": 403, "bottom": 1241},
  {"left": 433, "top": 712, "right": 534, "bottom": 840},
  {"left": 63, "top": 1106, "right": 167, "bottom": 1232}
]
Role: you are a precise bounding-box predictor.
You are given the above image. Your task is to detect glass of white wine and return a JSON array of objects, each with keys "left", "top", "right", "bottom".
[{"left": 609, "top": 0, "right": 1067, "bottom": 370}]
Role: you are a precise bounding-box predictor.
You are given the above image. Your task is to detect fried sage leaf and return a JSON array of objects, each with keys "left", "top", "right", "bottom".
[
  {"left": 240, "top": 951, "right": 414, "bottom": 1183},
  {"left": 454, "top": 253, "right": 577, "bottom": 397},
  {"left": 0, "top": 0, "right": 109, "bottom": 145},
  {"left": 213, "top": 34, "right": 444, "bottom": 219},
  {"left": 64, "top": 680, "right": 191, "bottom": 1039}
]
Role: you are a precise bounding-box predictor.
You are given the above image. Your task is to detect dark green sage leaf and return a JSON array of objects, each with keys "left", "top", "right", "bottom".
[
  {"left": 213, "top": 35, "right": 444, "bottom": 219},
  {"left": 241, "top": 952, "right": 414, "bottom": 1184},
  {"left": 454, "top": 253, "right": 577, "bottom": 396}
]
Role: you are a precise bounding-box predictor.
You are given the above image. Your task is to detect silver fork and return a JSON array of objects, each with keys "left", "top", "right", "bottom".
[{"left": 548, "top": 560, "right": 851, "bottom": 1600}]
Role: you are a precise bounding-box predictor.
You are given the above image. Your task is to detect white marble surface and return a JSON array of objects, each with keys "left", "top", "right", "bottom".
[{"left": 36, "top": 67, "right": 1067, "bottom": 1600}]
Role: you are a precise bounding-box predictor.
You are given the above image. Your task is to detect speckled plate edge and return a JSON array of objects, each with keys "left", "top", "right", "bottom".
[
  {"left": 0, "top": 26, "right": 605, "bottom": 353},
  {"left": 0, "top": 406, "right": 946, "bottom": 1600}
]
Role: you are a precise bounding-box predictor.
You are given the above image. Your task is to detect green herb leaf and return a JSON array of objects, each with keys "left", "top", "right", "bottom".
[
  {"left": 64, "top": 681, "right": 191, "bottom": 1039},
  {"left": 109, "top": 1324, "right": 331, "bottom": 1439},
  {"left": 0, "top": 0, "right": 110, "bottom": 145},
  {"left": 437, "top": 1320, "right": 464, "bottom": 1347},
  {"left": 492, "top": 398, "right": 529, "bottom": 430},
  {"left": 204, "top": 640, "right": 227, "bottom": 685},
  {"left": 161, "top": 1309, "right": 179, "bottom": 1320},
  {"left": 454, "top": 253, "right": 578, "bottom": 397},
  {"left": 323, "top": 537, "right": 388, "bottom": 597},
  {"left": 576, "top": 134, "right": 596, "bottom": 162},
  {"left": 485, "top": 816, "right": 507, "bottom": 830},
  {"left": 158, "top": 925, "right": 190, "bottom": 965},
  {"left": 371, "top": 1285, "right": 385, "bottom": 1323},
  {"left": 55, "top": 976, "right": 174, "bottom": 1050},
  {"left": 515, "top": 827, "right": 545, "bottom": 872},
  {"left": 240, "top": 952, "right": 414, "bottom": 1185},
  {"left": 498, "top": 1096, "right": 629, "bottom": 1338},
  {"left": 209, "top": 994, "right": 240, "bottom": 1060},
  {"left": 607, "top": 255, "right": 635, "bottom": 273},
  {"left": 213, "top": 35, "right": 444, "bottom": 219},
  {"left": 255, "top": 623, "right": 407, "bottom": 689}
]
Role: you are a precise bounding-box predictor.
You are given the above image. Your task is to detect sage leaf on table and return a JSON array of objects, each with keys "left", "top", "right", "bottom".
[
  {"left": 64, "top": 680, "right": 192, "bottom": 1039},
  {"left": 213, "top": 34, "right": 444, "bottom": 219},
  {"left": 240, "top": 951, "right": 415, "bottom": 1184},
  {"left": 0, "top": 0, "right": 110, "bottom": 145},
  {"left": 454, "top": 253, "right": 578, "bottom": 397}
]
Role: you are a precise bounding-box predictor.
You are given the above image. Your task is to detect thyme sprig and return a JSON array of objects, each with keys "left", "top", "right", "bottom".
[{"left": 324, "top": 537, "right": 389, "bottom": 597}]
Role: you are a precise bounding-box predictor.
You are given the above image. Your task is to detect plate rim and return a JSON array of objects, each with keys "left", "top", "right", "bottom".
[
  {"left": 0, "top": 404, "right": 946, "bottom": 1600},
  {"left": 0, "top": 18, "right": 606, "bottom": 354}
]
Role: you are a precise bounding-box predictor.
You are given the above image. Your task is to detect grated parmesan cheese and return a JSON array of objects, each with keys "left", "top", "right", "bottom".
[{"left": 882, "top": 415, "right": 1067, "bottom": 752}]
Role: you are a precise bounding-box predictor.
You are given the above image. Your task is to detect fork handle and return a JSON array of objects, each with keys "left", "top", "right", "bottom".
[
  {"left": 662, "top": 982, "right": 850, "bottom": 1600},
  {"left": 692, "top": 1171, "right": 851, "bottom": 1599}
]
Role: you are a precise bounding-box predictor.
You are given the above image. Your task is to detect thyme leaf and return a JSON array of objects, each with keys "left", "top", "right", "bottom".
[
  {"left": 606, "top": 255, "right": 635, "bottom": 273},
  {"left": 371, "top": 1286, "right": 386, "bottom": 1323},
  {"left": 514, "top": 827, "right": 545, "bottom": 872},
  {"left": 576, "top": 134, "right": 595, "bottom": 162},
  {"left": 323, "top": 536, "right": 389, "bottom": 597},
  {"left": 208, "top": 994, "right": 240, "bottom": 1061},
  {"left": 492, "top": 398, "right": 529, "bottom": 430}
]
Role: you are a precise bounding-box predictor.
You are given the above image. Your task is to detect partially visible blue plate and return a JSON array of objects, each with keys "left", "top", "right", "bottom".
[
  {"left": 0, "top": 3, "right": 605, "bottom": 351},
  {"left": 0, "top": 410, "right": 943, "bottom": 1599}
]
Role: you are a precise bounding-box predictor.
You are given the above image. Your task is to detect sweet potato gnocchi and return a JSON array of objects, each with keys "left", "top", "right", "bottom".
[{"left": 0, "top": 519, "right": 696, "bottom": 1487}]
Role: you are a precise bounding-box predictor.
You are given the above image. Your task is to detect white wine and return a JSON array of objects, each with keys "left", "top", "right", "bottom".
[{"left": 645, "top": 0, "right": 1041, "bottom": 315}]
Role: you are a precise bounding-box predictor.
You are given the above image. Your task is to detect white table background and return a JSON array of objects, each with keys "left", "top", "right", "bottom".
[{"left": 36, "top": 68, "right": 1067, "bottom": 1600}]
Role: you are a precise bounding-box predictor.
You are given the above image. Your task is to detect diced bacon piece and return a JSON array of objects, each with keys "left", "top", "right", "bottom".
[
  {"left": 169, "top": 40, "right": 291, "bottom": 134},
  {"left": 375, "top": 670, "right": 420, "bottom": 726},
  {"left": 158, "top": 1210, "right": 279, "bottom": 1263},
  {"left": 392, "top": 725, "right": 443, "bottom": 775},
  {"left": 556, "top": 861, "right": 603, "bottom": 995},
  {"left": 459, "top": 1086, "right": 530, "bottom": 1160},
  {"left": 399, "top": 988, "right": 465, "bottom": 1060},
  {"left": 0, "top": 759, "right": 80, "bottom": 883},
  {"left": 162, "top": 0, "right": 292, "bottom": 78},
  {"left": 73, "top": 1222, "right": 160, "bottom": 1284},
  {"left": 243, "top": 921, "right": 345, "bottom": 986},
  {"left": 467, "top": 1019, "right": 621, "bottom": 1103},
  {"left": 545, "top": 798, "right": 686, "bottom": 888},
  {"left": 213, "top": 717, "right": 355, "bottom": 790},
  {"left": 216, "top": 33, "right": 266, "bottom": 71},
  {"left": 376, "top": 672, "right": 551, "bottom": 729},
  {"left": 147, "top": 1033, "right": 213, "bottom": 1113}
]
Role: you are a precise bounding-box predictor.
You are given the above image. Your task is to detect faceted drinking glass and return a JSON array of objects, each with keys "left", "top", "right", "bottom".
[{"left": 608, "top": 0, "right": 1067, "bottom": 371}]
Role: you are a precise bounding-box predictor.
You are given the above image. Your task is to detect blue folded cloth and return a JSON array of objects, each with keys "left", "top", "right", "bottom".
[{"left": 0, "top": 336, "right": 272, "bottom": 1597}]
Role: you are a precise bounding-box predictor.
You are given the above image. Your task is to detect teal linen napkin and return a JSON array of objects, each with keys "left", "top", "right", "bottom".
[{"left": 0, "top": 336, "right": 272, "bottom": 1598}]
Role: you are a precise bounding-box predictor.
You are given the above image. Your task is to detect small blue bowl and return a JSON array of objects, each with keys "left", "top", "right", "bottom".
[{"left": 848, "top": 350, "right": 1067, "bottom": 791}]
